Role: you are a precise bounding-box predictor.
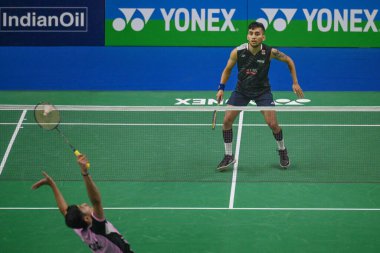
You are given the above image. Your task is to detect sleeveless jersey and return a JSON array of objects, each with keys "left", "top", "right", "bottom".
[
  {"left": 235, "top": 43, "right": 272, "bottom": 97},
  {"left": 73, "top": 213, "right": 133, "bottom": 253}
]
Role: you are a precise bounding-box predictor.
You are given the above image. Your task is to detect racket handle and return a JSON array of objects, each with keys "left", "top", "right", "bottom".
[{"left": 73, "top": 149, "right": 90, "bottom": 169}]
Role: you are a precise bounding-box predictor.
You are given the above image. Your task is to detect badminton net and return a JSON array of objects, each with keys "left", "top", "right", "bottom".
[{"left": 0, "top": 105, "right": 379, "bottom": 183}]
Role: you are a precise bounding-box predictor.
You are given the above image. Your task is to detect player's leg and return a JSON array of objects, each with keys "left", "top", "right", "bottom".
[
  {"left": 217, "top": 91, "right": 249, "bottom": 171},
  {"left": 217, "top": 110, "right": 239, "bottom": 171},
  {"left": 256, "top": 91, "right": 290, "bottom": 168},
  {"left": 261, "top": 110, "right": 290, "bottom": 168}
]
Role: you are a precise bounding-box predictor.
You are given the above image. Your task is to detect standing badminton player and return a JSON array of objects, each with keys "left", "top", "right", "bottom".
[
  {"left": 32, "top": 155, "right": 134, "bottom": 253},
  {"left": 216, "top": 21, "right": 304, "bottom": 171}
]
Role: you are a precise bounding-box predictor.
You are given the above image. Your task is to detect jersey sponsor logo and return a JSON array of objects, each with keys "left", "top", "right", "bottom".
[
  {"left": 175, "top": 98, "right": 311, "bottom": 106},
  {"left": 112, "top": 7, "right": 236, "bottom": 32},
  {"left": 0, "top": 7, "right": 87, "bottom": 32},
  {"left": 246, "top": 68, "right": 258, "bottom": 75},
  {"left": 256, "top": 7, "right": 379, "bottom": 33},
  {"left": 88, "top": 241, "right": 103, "bottom": 251}
]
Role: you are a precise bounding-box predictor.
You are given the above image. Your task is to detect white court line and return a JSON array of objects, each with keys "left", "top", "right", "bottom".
[
  {"left": 229, "top": 111, "right": 244, "bottom": 209},
  {"left": 245, "top": 124, "right": 380, "bottom": 127},
  {"left": 0, "top": 110, "right": 27, "bottom": 175},
  {"left": 1, "top": 122, "right": 379, "bottom": 127},
  {"left": 1, "top": 207, "right": 380, "bottom": 211}
]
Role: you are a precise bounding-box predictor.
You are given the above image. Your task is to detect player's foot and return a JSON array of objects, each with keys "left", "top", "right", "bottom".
[
  {"left": 217, "top": 154, "right": 236, "bottom": 171},
  {"left": 278, "top": 148, "right": 290, "bottom": 168}
]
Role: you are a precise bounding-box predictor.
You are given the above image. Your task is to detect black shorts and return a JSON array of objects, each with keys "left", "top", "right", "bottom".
[{"left": 227, "top": 90, "right": 275, "bottom": 106}]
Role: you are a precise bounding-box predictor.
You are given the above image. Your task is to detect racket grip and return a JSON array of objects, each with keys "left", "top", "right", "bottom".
[{"left": 73, "top": 149, "right": 90, "bottom": 169}]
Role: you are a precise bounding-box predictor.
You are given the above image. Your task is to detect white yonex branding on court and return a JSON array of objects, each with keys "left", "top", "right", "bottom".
[
  {"left": 257, "top": 8, "right": 379, "bottom": 32},
  {"left": 174, "top": 98, "right": 311, "bottom": 106},
  {"left": 112, "top": 8, "right": 236, "bottom": 32}
]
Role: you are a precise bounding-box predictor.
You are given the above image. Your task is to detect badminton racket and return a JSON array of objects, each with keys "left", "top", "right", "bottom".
[
  {"left": 34, "top": 102, "right": 90, "bottom": 168},
  {"left": 212, "top": 97, "right": 222, "bottom": 130}
]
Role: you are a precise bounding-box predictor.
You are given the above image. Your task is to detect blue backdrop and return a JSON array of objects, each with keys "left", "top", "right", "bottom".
[{"left": 0, "top": 46, "right": 378, "bottom": 91}]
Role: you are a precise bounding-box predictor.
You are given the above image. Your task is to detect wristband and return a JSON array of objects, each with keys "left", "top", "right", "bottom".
[
  {"left": 82, "top": 172, "right": 89, "bottom": 176},
  {"left": 218, "top": 84, "right": 225, "bottom": 91}
]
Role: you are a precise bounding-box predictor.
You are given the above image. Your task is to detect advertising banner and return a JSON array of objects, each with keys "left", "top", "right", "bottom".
[
  {"left": 106, "top": 0, "right": 247, "bottom": 46},
  {"left": 1, "top": 0, "right": 378, "bottom": 47},
  {"left": 0, "top": 0, "right": 104, "bottom": 46},
  {"left": 107, "top": 0, "right": 380, "bottom": 47},
  {"left": 249, "top": 0, "right": 380, "bottom": 47}
]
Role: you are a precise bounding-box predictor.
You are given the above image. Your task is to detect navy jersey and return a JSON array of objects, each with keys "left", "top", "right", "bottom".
[{"left": 235, "top": 43, "right": 272, "bottom": 98}]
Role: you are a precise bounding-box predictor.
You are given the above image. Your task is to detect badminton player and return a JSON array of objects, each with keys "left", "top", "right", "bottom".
[
  {"left": 32, "top": 155, "right": 134, "bottom": 253},
  {"left": 216, "top": 21, "right": 304, "bottom": 171}
]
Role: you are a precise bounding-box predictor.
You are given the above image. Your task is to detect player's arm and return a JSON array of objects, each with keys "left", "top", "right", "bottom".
[
  {"left": 32, "top": 172, "right": 68, "bottom": 216},
  {"left": 270, "top": 48, "right": 304, "bottom": 98},
  {"left": 217, "top": 48, "right": 238, "bottom": 102},
  {"left": 77, "top": 155, "right": 105, "bottom": 220}
]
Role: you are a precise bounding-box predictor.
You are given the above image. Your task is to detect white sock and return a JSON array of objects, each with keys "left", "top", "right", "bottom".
[
  {"left": 277, "top": 140, "right": 285, "bottom": 150},
  {"left": 224, "top": 143, "right": 233, "bottom": 156}
]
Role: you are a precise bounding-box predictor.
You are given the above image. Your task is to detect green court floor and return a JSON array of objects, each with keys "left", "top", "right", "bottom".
[{"left": 0, "top": 91, "right": 379, "bottom": 253}]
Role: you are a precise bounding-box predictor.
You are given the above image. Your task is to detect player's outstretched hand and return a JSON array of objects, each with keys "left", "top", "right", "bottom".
[
  {"left": 31, "top": 171, "right": 54, "bottom": 190},
  {"left": 77, "top": 155, "right": 90, "bottom": 174},
  {"left": 292, "top": 83, "right": 304, "bottom": 98},
  {"left": 216, "top": 90, "right": 224, "bottom": 104}
]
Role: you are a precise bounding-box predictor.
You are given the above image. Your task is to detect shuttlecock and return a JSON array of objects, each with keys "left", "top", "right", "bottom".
[{"left": 43, "top": 105, "right": 53, "bottom": 116}]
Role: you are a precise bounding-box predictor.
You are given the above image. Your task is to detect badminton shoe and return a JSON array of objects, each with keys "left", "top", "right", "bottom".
[
  {"left": 217, "top": 154, "right": 236, "bottom": 171},
  {"left": 278, "top": 148, "right": 290, "bottom": 168}
]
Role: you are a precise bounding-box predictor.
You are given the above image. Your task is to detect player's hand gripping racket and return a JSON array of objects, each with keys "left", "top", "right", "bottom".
[
  {"left": 34, "top": 102, "right": 90, "bottom": 169},
  {"left": 212, "top": 97, "right": 222, "bottom": 130}
]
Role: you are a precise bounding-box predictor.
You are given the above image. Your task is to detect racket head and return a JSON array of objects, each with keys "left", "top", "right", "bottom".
[
  {"left": 211, "top": 110, "right": 217, "bottom": 130},
  {"left": 34, "top": 102, "right": 61, "bottom": 131}
]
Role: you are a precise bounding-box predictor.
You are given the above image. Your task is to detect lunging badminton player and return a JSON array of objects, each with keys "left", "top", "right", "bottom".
[
  {"left": 32, "top": 155, "right": 134, "bottom": 253},
  {"left": 216, "top": 21, "right": 304, "bottom": 171}
]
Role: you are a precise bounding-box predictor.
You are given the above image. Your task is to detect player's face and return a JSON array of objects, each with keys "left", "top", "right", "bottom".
[
  {"left": 247, "top": 28, "right": 265, "bottom": 48},
  {"left": 78, "top": 203, "right": 93, "bottom": 216}
]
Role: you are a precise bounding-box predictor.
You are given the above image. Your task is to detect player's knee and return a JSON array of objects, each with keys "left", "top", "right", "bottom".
[
  {"left": 223, "top": 117, "right": 234, "bottom": 128},
  {"left": 267, "top": 121, "right": 278, "bottom": 130}
]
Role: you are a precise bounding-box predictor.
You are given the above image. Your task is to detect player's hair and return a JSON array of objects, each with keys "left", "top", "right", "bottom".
[
  {"left": 65, "top": 205, "right": 88, "bottom": 229},
  {"left": 248, "top": 21, "right": 265, "bottom": 33}
]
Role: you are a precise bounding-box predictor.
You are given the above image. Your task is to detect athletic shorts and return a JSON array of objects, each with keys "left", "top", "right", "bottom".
[{"left": 227, "top": 90, "right": 275, "bottom": 106}]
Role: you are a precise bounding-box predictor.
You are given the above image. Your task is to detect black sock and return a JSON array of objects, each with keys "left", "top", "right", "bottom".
[
  {"left": 223, "top": 129, "right": 233, "bottom": 143},
  {"left": 273, "top": 129, "right": 283, "bottom": 141}
]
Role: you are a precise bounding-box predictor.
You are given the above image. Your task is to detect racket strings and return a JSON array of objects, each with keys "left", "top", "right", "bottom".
[{"left": 34, "top": 103, "right": 60, "bottom": 130}]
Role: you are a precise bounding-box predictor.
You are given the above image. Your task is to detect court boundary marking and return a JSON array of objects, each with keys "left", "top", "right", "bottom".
[
  {"left": 1, "top": 105, "right": 380, "bottom": 112},
  {"left": 1, "top": 123, "right": 380, "bottom": 127},
  {"left": 0, "top": 110, "right": 26, "bottom": 175},
  {"left": 229, "top": 111, "right": 244, "bottom": 209},
  {"left": 1, "top": 207, "right": 380, "bottom": 211}
]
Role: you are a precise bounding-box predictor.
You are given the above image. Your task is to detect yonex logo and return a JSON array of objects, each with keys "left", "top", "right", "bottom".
[
  {"left": 256, "top": 8, "right": 297, "bottom": 32},
  {"left": 256, "top": 8, "right": 379, "bottom": 33},
  {"left": 112, "top": 8, "right": 154, "bottom": 32},
  {"left": 175, "top": 98, "right": 311, "bottom": 106},
  {"left": 112, "top": 8, "right": 236, "bottom": 32}
]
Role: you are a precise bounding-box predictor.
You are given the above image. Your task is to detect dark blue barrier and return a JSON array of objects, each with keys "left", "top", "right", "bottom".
[{"left": 0, "top": 46, "right": 379, "bottom": 91}]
